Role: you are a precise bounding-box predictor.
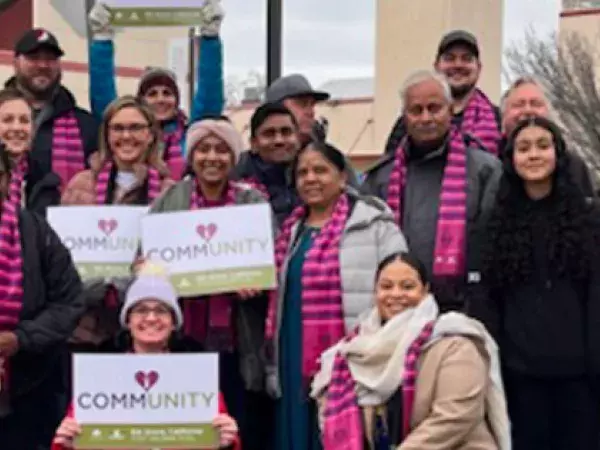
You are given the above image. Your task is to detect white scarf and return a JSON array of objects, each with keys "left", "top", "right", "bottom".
[{"left": 311, "top": 294, "right": 511, "bottom": 450}]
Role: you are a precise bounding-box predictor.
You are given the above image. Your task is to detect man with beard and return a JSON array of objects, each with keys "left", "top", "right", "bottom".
[
  {"left": 232, "top": 102, "right": 301, "bottom": 226},
  {"left": 501, "top": 77, "right": 596, "bottom": 196},
  {"left": 384, "top": 30, "right": 502, "bottom": 157},
  {"left": 362, "top": 70, "right": 501, "bottom": 312},
  {"left": 7, "top": 29, "right": 98, "bottom": 200}
]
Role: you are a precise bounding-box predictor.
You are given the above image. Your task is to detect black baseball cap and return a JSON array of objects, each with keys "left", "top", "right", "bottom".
[
  {"left": 266, "top": 74, "right": 330, "bottom": 104},
  {"left": 14, "top": 29, "right": 64, "bottom": 57},
  {"left": 437, "top": 30, "right": 479, "bottom": 59}
]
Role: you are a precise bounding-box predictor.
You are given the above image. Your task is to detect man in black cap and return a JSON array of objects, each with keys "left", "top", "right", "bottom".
[
  {"left": 265, "top": 73, "right": 330, "bottom": 146},
  {"left": 384, "top": 30, "right": 502, "bottom": 157},
  {"left": 8, "top": 28, "right": 98, "bottom": 207}
]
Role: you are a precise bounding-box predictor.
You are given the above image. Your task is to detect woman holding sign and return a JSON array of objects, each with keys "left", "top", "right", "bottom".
[
  {"left": 0, "top": 141, "right": 85, "bottom": 448},
  {"left": 52, "top": 262, "right": 240, "bottom": 450},
  {"left": 87, "top": 0, "right": 226, "bottom": 179},
  {"left": 0, "top": 88, "right": 61, "bottom": 215},
  {"left": 264, "top": 142, "right": 408, "bottom": 450},
  {"left": 146, "top": 118, "right": 272, "bottom": 450},
  {"left": 61, "top": 95, "right": 175, "bottom": 349}
]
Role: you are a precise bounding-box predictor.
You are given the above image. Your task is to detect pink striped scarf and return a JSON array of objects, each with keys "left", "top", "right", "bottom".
[
  {"left": 265, "top": 193, "right": 349, "bottom": 380},
  {"left": 0, "top": 159, "right": 27, "bottom": 393},
  {"left": 459, "top": 88, "right": 501, "bottom": 156},
  {"left": 52, "top": 113, "right": 86, "bottom": 192},
  {"left": 184, "top": 178, "right": 238, "bottom": 351},
  {"left": 387, "top": 132, "right": 467, "bottom": 277},
  {"left": 322, "top": 321, "right": 435, "bottom": 450},
  {"left": 95, "top": 160, "right": 162, "bottom": 205},
  {"left": 239, "top": 177, "right": 270, "bottom": 201},
  {"left": 162, "top": 112, "right": 186, "bottom": 180}
]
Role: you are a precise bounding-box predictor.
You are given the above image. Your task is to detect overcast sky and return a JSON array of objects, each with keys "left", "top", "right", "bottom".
[{"left": 220, "top": 0, "right": 560, "bottom": 88}]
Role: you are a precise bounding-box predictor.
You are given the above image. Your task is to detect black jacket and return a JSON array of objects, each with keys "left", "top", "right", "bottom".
[
  {"left": 10, "top": 210, "right": 85, "bottom": 400},
  {"left": 232, "top": 152, "right": 298, "bottom": 226},
  {"left": 232, "top": 151, "right": 360, "bottom": 227},
  {"left": 470, "top": 199, "right": 600, "bottom": 378},
  {"left": 5, "top": 79, "right": 99, "bottom": 201},
  {"left": 25, "top": 170, "right": 61, "bottom": 217}
]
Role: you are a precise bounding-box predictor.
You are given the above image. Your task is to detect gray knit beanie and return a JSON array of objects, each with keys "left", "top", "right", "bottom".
[{"left": 119, "top": 262, "right": 182, "bottom": 329}]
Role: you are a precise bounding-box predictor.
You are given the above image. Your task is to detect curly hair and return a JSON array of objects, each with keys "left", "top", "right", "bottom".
[{"left": 482, "top": 116, "right": 596, "bottom": 289}]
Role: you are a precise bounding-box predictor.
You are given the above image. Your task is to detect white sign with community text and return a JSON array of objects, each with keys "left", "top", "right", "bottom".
[
  {"left": 141, "top": 204, "right": 276, "bottom": 296},
  {"left": 73, "top": 353, "right": 218, "bottom": 449},
  {"left": 47, "top": 206, "right": 148, "bottom": 279}
]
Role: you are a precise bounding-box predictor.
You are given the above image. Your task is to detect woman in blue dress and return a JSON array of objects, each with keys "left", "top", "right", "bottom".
[{"left": 265, "top": 141, "right": 408, "bottom": 449}]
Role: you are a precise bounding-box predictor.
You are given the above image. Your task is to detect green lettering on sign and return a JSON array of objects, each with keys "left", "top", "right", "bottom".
[
  {"left": 77, "top": 423, "right": 217, "bottom": 449},
  {"left": 171, "top": 265, "right": 276, "bottom": 296},
  {"left": 110, "top": 8, "right": 206, "bottom": 27}
]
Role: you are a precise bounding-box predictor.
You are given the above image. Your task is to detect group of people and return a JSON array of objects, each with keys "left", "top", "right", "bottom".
[{"left": 0, "top": 1, "right": 598, "bottom": 449}]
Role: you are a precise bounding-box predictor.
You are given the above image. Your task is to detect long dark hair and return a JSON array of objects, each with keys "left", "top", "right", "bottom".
[{"left": 482, "top": 116, "right": 595, "bottom": 288}]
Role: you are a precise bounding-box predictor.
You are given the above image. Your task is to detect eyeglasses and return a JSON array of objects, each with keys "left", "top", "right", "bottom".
[
  {"left": 130, "top": 306, "right": 172, "bottom": 318},
  {"left": 108, "top": 123, "right": 150, "bottom": 135}
]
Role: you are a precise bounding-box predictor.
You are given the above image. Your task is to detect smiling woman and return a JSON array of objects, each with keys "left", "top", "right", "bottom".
[
  {"left": 265, "top": 141, "right": 408, "bottom": 450},
  {"left": 0, "top": 88, "right": 60, "bottom": 214},
  {"left": 51, "top": 261, "right": 241, "bottom": 450},
  {"left": 0, "top": 89, "right": 33, "bottom": 160}
]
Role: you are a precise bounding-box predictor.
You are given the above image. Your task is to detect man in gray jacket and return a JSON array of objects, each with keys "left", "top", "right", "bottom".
[{"left": 362, "top": 69, "right": 501, "bottom": 312}]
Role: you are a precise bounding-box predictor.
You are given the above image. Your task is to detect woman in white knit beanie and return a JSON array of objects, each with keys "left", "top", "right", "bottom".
[{"left": 51, "top": 262, "right": 241, "bottom": 450}]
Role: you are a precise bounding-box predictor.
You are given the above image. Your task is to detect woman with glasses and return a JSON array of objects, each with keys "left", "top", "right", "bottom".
[
  {"left": 60, "top": 95, "right": 175, "bottom": 357},
  {"left": 51, "top": 262, "right": 240, "bottom": 450}
]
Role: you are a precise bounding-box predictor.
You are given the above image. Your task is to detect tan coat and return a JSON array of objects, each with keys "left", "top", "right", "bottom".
[
  {"left": 363, "top": 336, "right": 498, "bottom": 450},
  {"left": 61, "top": 153, "right": 174, "bottom": 206}
]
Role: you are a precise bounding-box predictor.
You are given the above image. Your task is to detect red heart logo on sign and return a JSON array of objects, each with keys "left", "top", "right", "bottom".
[
  {"left": 134, "top": 370, "right": 159, "bottom": 392},
  {"left": 196, "top": 223, "right": 218, "bottom": 242},
  {"left": 98, "top": 219, "right": 118, "bottom": 236}
]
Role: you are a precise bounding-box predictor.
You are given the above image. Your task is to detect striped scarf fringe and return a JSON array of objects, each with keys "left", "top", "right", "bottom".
[
  {"left": 184, "top": 178, "right": 238, "bottom": 350},
  {"left": 52, "top": 113, "right": 86, "bottom": 192},
  {"left": 0, "top": 158, "right": 26, "bottom": 331},
  {"left": 266, "top": 193, "right": 349, "bottom": 380},
  {"left": 460, "top": 89, "right": 502, "bottom": 156},
  {"left": 387, "top": 132, "right": 467, "bottom": 277}
]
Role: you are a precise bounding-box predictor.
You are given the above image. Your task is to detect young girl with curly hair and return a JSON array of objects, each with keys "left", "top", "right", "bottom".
[{"left": 472, "top": 116, "right": 600, "bottom": 450}]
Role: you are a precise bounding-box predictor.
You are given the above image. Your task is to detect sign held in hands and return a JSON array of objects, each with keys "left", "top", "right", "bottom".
[
  {"left": 47, "top": 206, "right": 147, "bottom": 279},
  {"left": 103, "top": 0, "right": 207, "bottom": 27},
  {"left": 141, "top": 203, "right": 276, "bottom": 297},
  {"left": 73, "top": 353, "right": 219, "bottom": 449}
]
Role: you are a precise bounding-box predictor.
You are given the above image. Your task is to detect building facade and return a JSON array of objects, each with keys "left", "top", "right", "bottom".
[{"left": 227, "top": 0, "right": 503, "bottom": 168}]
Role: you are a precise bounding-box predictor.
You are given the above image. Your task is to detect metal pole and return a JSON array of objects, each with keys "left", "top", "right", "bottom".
[
  {"left": 188, "top": 27, "right": 197, "bottom": 117},
  {"left": 266, "top": 0, "right": 282, "bottom": 85},
  {"left": 84, "top": 0, "right": 95, "bottom": 44}
]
